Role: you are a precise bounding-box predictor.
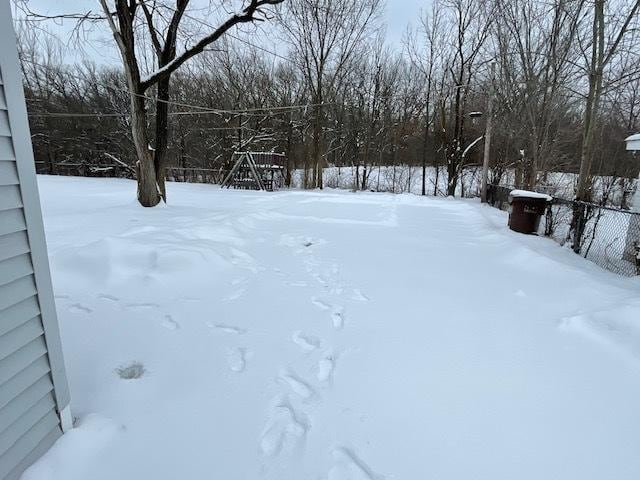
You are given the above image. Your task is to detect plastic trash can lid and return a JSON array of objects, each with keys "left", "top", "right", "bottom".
[{"left": 509, "top": 189, "right": 553, "bottom": 201}]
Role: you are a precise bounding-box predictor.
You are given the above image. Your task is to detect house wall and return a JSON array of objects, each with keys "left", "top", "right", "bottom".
[{"left": 0, "top": 3, "right": 71, "bottom": 479}]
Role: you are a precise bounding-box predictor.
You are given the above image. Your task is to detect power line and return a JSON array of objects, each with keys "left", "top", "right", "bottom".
[
  {"left": 27, "top": 103, "right": 327, "bottom": 118},
  {"left": 29, "top": 108, "right": 320, "bottom": 118},
  {"left": 167, "top": 5, "right": 298, "bottom": 66},
  {"left": 21, "top": 57, "right": 328, "bottom": 117},
  {"left": 20, "top": 57, "right": 224, "bottom": 113},
  {"left": 16, "top": 6, "right": 324, "bottom": 119}
]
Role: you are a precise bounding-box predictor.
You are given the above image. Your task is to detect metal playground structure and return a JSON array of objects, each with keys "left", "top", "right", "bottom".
[{"left": 220, "top": 151, "right": 287, "bottom": 191}]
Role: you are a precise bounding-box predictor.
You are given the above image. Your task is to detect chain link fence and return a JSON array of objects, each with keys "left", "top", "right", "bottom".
[
  {"left": 36, "top": 161, "right": 228, "bottom": 184},
  {"left": 487, "top": 184, "right": 640, "bottom": 276}
]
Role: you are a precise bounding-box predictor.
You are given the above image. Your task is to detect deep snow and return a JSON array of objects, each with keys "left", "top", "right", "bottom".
[{"left": 22, "top": 176, "right": 640, "bottom": 480}]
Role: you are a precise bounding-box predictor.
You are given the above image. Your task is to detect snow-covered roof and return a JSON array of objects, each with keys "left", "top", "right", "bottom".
[
  {"left": 509, "top": 189, "right": 552, "bottom": 201},
  {"left": 625, "top": 133, "right": 640, "bottom": 142}
]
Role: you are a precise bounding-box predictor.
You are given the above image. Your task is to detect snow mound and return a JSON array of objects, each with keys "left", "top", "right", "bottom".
[
  {"left": 559, "top": 300, "right": 640, "bottom": 365},
  {"left": 21, "top": 415, "right": 123, "bottom": 480},
  {"left": 51, "top": 226, "right": 250, "bottom": 287}
]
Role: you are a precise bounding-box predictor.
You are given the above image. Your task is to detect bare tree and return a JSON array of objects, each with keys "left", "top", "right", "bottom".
[
  {"left": 575, "top": 0, "right": 640, "bottom": 202},
  {"left": 493, "top": 0, "right": 585, "bottom": 189},
  {"left": 439, "top": 0, "right": 494, "bottom": 196},
  {"left": 279, "top": 0, "right": 382, "bottom": 189},
  {"left": 407, "top": 3, "right": 445, "bottom": 196},
  {"left": 98, "top": 0, "right": 283, "bottom": 206}
]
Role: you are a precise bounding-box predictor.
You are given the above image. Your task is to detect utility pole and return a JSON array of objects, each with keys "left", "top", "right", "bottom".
[
  {"left": 237, "top": 111, "right": 243, "bottom": 151},
  {"left": 481, "top": 62, "right": 495, "bottom": 203}
]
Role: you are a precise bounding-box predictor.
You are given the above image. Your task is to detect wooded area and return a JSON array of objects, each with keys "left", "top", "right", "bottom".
[{"left": 15, "top": 0, "right": 640, "bottom": 206}]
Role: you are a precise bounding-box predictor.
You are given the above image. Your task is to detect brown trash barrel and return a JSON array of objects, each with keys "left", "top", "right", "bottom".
[{"left": 508, "top": 190, "right": 552, "bottom": 234}]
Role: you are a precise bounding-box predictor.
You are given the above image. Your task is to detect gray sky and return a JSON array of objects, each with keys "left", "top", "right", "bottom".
[
  {"left": 385, "top": 0, "right": 428, "bottom": 47},
  {"left": 19, "top": 0, "right": 430, "bottom": 64}
]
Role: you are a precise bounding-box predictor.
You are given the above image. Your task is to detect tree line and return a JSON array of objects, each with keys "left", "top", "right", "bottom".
[{"left": 16, "top": 0, "right": 640, "bottom": 206}]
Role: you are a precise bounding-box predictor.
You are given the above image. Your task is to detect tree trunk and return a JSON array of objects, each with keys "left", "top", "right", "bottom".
[
  {"left": 422, "top": 72, "right": 432, "bottom": 196},
  {"left": 422, "top": 118, "right": 428, "bottom": 196},
  {"left": 448, "top": 70, "right": 464, "bottom": 197},
  {"left": 447, "top": 151, "right": 458, "bottom": 196},
  {"left": 130, "top": 87, "right": 160, "bottom": 207},
  {"left": 576, "top": 0, "right": 605, "bottom": 203},
  {"left": 525, "top": 131, "right": 538, "bottom": 190},
  {"left": 361, "top": 163, "right": 367, "bottom": 191},
  {"left": 311, "top": 96, "right": 323, "bottom": 189},
  {"left": 154, "top": 77, "right": 171, "bottom": 202},
  {"left": 285, "top": 112, "right": 293, "bottom": 187}
]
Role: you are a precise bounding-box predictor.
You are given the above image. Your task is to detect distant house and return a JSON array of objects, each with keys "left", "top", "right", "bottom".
[{"left": 0, "top": 4, "right": 72, "bottom": 480}]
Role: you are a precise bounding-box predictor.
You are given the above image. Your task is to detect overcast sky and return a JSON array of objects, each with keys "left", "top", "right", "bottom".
[{"left": 19, "top": 0, "right": 429, "bottom": 64}]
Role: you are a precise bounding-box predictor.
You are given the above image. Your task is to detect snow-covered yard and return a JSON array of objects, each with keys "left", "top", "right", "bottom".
[{"left": 23, "top": 176, "right": 640, "bottom": 480}]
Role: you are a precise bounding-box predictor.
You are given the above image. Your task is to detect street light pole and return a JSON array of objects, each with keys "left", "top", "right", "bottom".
[
  {"left": 626, "top": 134, "right": 640, "bottom": 211},
  {"left": 623, "top": 134, "right": 640, "bottom": 264},
  {"left": 481, "top": 62, "right": 496, "bottom": 203}
]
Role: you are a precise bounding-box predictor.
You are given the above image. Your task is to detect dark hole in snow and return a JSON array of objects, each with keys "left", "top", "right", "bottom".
[
  {"left": 116, "top": 361, "right": 146, "bottom": 380},
  {"left": 303, "top": 241, "right": 313, "bottom": 247}
]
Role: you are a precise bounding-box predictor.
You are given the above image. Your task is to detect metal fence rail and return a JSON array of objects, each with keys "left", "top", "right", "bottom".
[
  {"left": 36, "top": 161, "right": 227, "bottom": 185},
  {"left": 487, "top": 184, "right": 640, "bottom": 276}
]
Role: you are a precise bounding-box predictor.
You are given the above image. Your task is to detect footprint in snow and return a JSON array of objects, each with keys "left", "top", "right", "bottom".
[
  {"left": 331, "top": 307, "right": 345, "bottom": 330},
  {"left": 317, "top": 356, "right": 335, "bottom": 383},
  {"left": 292, "top": 331, "right": 321, "bottom": 351},
  {"left": 260, "top": 402, "right": 307, "bottom": 457},
  {"left": 69, "top": 303, "right": 92, "bottom": 314},
  {"left": 311, "top": 273, "right": 330, "bottom": 288},
  {"left": 181, "top": 296, "right": 201, "bottom": 303},
  {"left": 278, "top": 372, "right": 316, "bottom": 400},
  {"left": 162, "top": 315, "right": 180, "bottom": 330},
  {"left": 311, "top": 297, "right": 332, "bottom": 311},
  {"left": 227, "top": 348, "right": 247, "bottom": 373},
  {"left": 211, "top": 323, "right": 247, "bottom": 335},
  {"left": 351, "top": 289, "right": 370, "bottom": 302},
  {"left": 328, "top": 446, "right": 385, "bottom": 480},
  {"left": 223, "top": 289, "right": 246, "bottom": 302},
  {"left": 98, "top": 293, "right": 119, "bottom": 302},
  {"left": 125, "top": 302, "right": 159, "bottom": 311},
  {"left": 330, "top": 285, "right": 345, "bottom": 295}
]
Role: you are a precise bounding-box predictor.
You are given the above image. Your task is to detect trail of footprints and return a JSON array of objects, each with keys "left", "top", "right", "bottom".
[
  {"left": 259, "top": 235, "right": 379, "bottom": 478},
  {"left": 89, "top": 292, "right": 252, "bottom": 375},
  {"left": 61, "top": 234, "right": 378, "bottom": 475},
  {"left": 55, "top": 293, "right": 189, "bottom": 383}
]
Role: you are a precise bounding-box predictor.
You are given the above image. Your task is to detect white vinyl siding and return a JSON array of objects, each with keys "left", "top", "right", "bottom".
[{"left": 0, "top": 4, "right": 71, "bottom": 479}]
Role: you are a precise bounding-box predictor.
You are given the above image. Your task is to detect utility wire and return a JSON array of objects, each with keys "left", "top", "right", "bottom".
[
  {"left": 161, "top": 4, "right": 298, "bottom": 66},
  {"left": 27, "top": 101, "right": 328, "bottom": 118},
  {"left": 21, "top": 57, "right": 325, "bottom": 116}
]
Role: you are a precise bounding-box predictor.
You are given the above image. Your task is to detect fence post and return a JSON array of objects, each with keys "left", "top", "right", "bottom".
[
  {"left": 544, "top": 203, "right": 554, "bottom": 237},
  {"left": 623, "top": 215, "right": 640, "bottom": 262},
  {"left": 572, "top": 203, "right": 586, "bottom": 254}
]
